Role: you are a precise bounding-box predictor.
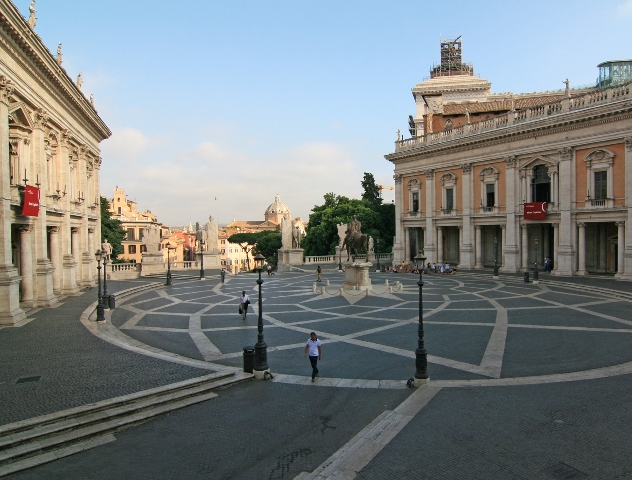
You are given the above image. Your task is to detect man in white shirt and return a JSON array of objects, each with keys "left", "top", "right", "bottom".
[
  {"left": 303, "top": 332, "right": 322, "bottom": 382},
  {"left": 239, "top": 291, "right": 250, "bottom": 321}
]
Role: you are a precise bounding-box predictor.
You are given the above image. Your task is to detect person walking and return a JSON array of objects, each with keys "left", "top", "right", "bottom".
[
  {"left": 303, "top": 332, "right": 322, "bottom": 382},
  {"left": 317, "top": 265, "right": 322, "bottom": 282},
  {"left": 239, "top": 291, "right": 250, "bottom": 321},
  {"left": 221, "top": 268, "right": 226, "bottom": 283}
]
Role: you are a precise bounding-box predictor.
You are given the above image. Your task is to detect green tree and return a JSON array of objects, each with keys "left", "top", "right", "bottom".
[
  {"left": 361, "top": 172, "right": 382, "bottom": 209},
  {"left": 100, "top": 196, "right": 125, "bottom": 260},
  {"left": 252, "top": 230, "right": 282, "bottom": 265},
  {"left": 227, "top": 232, "right": 259, "bottom": 270}
]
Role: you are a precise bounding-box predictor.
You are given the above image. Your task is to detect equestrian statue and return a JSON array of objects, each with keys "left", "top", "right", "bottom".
[{"left": 342, "top": 215, "right": 368, "bottom": 262}]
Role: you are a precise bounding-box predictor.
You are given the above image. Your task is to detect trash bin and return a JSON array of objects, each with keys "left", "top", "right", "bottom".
[
  {"left": 524, "top": 271, "right": 529, "bottom": 283},
  {"left": 381, "top": 265, "right": 386, "bottom": 272},
  {"left": 108, "top": 294, "right": 116, "bottom": 309},
  {"left": 243, "top": 346, "right": 255, "bottom": 374}
]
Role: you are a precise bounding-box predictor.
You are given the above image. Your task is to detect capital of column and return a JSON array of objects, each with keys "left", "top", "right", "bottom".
[
  {"left": 71, "top": 227, "right": 80, "bottom": 234},
  {"left": 475, "top": 225, "right": 482, "bottom": 230},
  {"left": 88, "top": 227, "right": 95, "bottom": 233},
  {"left": 505, "top": 155, "right": 518, "bottom": 169},
  {"left": 500, "top": 224, "right": 506, "bottom": 230},
  {"left": 625, "top": 137, "right": 632, "bottom": 152},
  {"left": 0, "top": 75, "right": 14, "bottom": 105},
  {"left": 577, "top": 222, "right": 586, "bottom": 228},
  {"left": 48, "top": 226, "right": 60, "bottom": 234},
  {"left": 461, "top": 163, "right": 472, "bottom": 174},
  {"left": 616, "top": 221, "right": 625, "bottom": 227},
  {"left": 424, "top": 170, "right": 434, "bottom": 180},
  {"left": 33, "top": 108, "right": 49, "bottom": 130},
  {"left": 394, "top": 173, "right": 402, "bottom": 184},
  {"left": 558, "top": 147, "right": 573, "bottom": 162},
  {"left": 437, "top": 226, "right": 443, "bottom": 231},
  {"left": 521, "top": 224, "right": 528, "bottom": 230},
  {"left": 18, "top": 224, "right": 33, "bottom": 233}
]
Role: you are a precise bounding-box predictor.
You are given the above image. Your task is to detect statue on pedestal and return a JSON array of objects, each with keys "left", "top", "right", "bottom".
[
  {"left": 342, "top": 216, "right": 368, "bottom": 262},
  {"left": 101, "top": 239, "right": 112, "bottom": 261},
  {"left": 142, "top": 224, "right": 161, "bottom": 254},
  {"left": 292, "top": 225, "right": 303, "bottom": 249},
  {"left": 204, "top": 215, "right": 218, "bottom": 251},
  {"left": 281, "top": 218, "right": 292, "bottom": 250}
]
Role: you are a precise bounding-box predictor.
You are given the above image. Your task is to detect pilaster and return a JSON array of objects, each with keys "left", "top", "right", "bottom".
[
  {"left": 502, "top": 156, "right": 519, "bottom": 272},
  {"left": 554, "top": 147, "right": 574, "bottom": 276},
  {"left": 622, "top": 138, "right": 632, "bottom": 280},
  {"left": 424, "top": 170, "right": 436, "bottom": 263},
  {"left": 392, "top": 174, "right": 404, "bottom": 264},
  {"left": 459, "top": 163, "right": 473, "bottom": 268}
]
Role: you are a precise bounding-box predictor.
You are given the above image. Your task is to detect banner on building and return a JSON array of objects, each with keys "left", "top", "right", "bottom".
[
  {"left": 22, "top": 185, "right": 40, "bottom": 217},
  {"left": 524, "top": 201, "right": 547, "bottom": 220}
]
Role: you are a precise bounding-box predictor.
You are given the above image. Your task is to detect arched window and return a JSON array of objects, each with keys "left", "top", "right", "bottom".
[
  {"left": 444, "top": 119, "right": 453, "bottom": 131},
  {"left": 531, "top": 165, "right": 550, "bottom": 202}
]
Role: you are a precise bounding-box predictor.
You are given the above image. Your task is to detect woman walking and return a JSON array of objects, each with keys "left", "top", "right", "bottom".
[
  {"left": 303, "top": 332, "right": 322, "bottom": 382},
  {"left": 239, "top": 291, "right": 250, "bottom": 321}
]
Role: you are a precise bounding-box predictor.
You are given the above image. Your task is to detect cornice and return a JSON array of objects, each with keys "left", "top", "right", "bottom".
[
  {"left": 386, "top": 100, "right": 632, "bottom": 164},
  {"left": 0, "top": 0, "right": 111, "bottom": 141}
]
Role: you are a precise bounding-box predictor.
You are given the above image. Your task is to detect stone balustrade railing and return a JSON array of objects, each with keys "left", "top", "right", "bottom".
[
  {"left": 304, "top": 253, "right": 393, "bottom": 264},
  {"left": 110, "top": 263, "right": 139, "bottom": 272},
  {"left": 395, "top": 82, "right": 631, "bottom": 153}
]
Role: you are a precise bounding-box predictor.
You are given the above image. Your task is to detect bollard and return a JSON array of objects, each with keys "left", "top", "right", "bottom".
[
  {"left": 524, "top": 271, "right": 529, "bottom": 283},
  {"left": 388, "top": 286, "right": 393, "bottom": 293},
  {"left": 385, "top": 279, "right": 389, "bottom": 286},
  {"left": 339, "top": 288, "right": 344, "bottom": 296},
  {"left": 243, "top": 346, "right": 255, "bottom": 373},
  {"left": 312, "top": 284, "right": 317, "bottom": 292},
  {"left": 326, "top": 279, "right": 330, "bottom": 286},
  {"left": 321, "top": 286, "right": 325, "bottom": 294},
  {"left": 108, "top": 294, "right": 116, "bottom": 309},
  {"left": 365, "top": 288, "right": 370, "bottom": 297}
]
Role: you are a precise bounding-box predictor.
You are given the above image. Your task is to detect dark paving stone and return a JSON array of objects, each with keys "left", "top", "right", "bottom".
[
  {"left": 507, "top": 308, "right": 629, "bottom": 329},
  {"left": 576, "top": 301, "right": 632, "bottom": 320},
  {"left": 109, "top": 308, "right": 137, "bottom": 328},
  {"left": 537, "top": 291, "right": 610, "bottom": 305},
  {"left": 299, "top": 317, "right": 395, "bottom": 337},
  {"left": 126, "top": 297, "right": 174, "bottom": 311},
  {"left": 428, "top": 309, "right": 497, "bottom": 324},
  {"left": 204, "top": 327, "right": 266, "bottom": 355},
  {"left": 135, "top": 313, "right": 190, "bottom": 329},
  {"left": 152, "top": 302, "right": 208, "bottom": 314},
  {"left": 444, "top": 300, "right": 495, "bottom": 310},
  {"left": 496, "top": 297, "right": 555, "bottom": 309},
  {"left": 201, "top": 315, "right": 253, "bottom": 329},
  {"left": 123, "top": 330, "right": 205, "bottom": 361}
]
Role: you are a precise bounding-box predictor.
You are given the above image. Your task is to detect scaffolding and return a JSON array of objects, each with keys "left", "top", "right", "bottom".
[
  {"left": 430, "top": 36, "right": 474, "bottom": 78},
  {"left": 597, "top": 60, "right": 632, "bottom": 89}
]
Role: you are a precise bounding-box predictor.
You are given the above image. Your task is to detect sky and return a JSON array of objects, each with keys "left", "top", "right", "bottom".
[{"left": 15, "top": 0, "right": 632, "bottom": 227}]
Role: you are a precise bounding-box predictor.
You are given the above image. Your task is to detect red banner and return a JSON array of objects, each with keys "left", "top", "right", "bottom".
[
  {"left": 524, "top": 202, "right": 547, "bottom": 220},
  {"left": 22, "top": 185, "right": 40, "bottom": 217}
]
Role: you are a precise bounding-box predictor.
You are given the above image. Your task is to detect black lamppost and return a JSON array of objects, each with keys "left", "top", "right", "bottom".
[
  {"left": 412, "top": 253, "right": 428, "bottom": 386},
  {"left": 493, "top": 235, "right": 499, "bottom": 278},
  {"left": 253, "top": 253, "right": 269, "bottom": 377},
  {"left": 199, "top": 239, "right": 205, "bottom": 280},
  {"left": 166, "top": 242, "right": 174, "bottom": 286},
  {"left": 338, "top": 244, "right": 343, "bottom": 271},
  {"left": 102, "top": 253, "right": 109, "bottom": 308},
  {"left": 534, "top": 237, "right": 539, "bottom": 282},
  {"left": 376, "top": 238, "right": 381, "bottom": 272},
  {"left": 95, "top": 250, "right": 105, "bottom": 322}
]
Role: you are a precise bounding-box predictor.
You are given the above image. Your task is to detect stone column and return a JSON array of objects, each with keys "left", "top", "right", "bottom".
[
  {"left": 18, "top": 225, "right": 35, "bottom": 308},
  {"left": 500, "top": 225, "right": 506, "bottom": 267},
  {"left": 392, "top": 174, "right": 404, "bottom": 264},
  {"left": 616, "top": 221, "right": 625, "bottom": 278},
  {"left": 424, "top": 170, "right": 436, "bottom": 263},
  {"left": 474, "top": 225, "right": 482, "bottom": 268},
  {"left": 623, "top": 138, "right": 632, "bottom": 280},
  {"left": 436, "top": 227, "right": 443, "bottom": 263},
  {"left": 460, "top": 163, "right": 473, "bottom": 267},
  {"left": 503, "top": 156, "right": 520, "bottom": 272},
  {"left": 88, "top": 228, "right": 96, "bottom": 282},
  {"left": 553, "top": 223, "right": 559, "bottom": 272},
  {"left": 49, "top": 227, "right": 62, "bottom": 296},
  {"left": 555, "top": 147, "right": 574, "bottom": 275},
  {"left": 577, "top": 223, "right": 587, "bottom": 275},
  {"left": 599, "top": 225, "right": 607, "bottom": 272},
  {"left": 72, "top": 227, "right": 81, "bottom": 286},
  {"left": 521, "top": 224, "right": 529, "bottom": 270},
  {"left": 0, "top": 76, "right": 25, "bottom": 323}
]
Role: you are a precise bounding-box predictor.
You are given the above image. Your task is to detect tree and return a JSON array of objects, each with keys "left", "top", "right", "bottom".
[
  {"left": 227, "top": 232, "right": 258, "bottom": 270},
  {"left": 100, "top": 196, "right": 125, "bottom": 260},
  {"left": 361, "top": 172, "right": 382, "bottom": 209},
  {"left": 253, "top": 230, "right": 282, "bottom": 265}
]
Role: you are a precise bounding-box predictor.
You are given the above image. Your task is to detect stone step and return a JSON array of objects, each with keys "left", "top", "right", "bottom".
[{"left": 0, "top": 371, "right": 252, "bottom": 476}]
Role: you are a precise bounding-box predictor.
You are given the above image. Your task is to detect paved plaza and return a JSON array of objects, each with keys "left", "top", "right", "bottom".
[{"left": 4, "top": 271, "right": 632, "bottom": 479}]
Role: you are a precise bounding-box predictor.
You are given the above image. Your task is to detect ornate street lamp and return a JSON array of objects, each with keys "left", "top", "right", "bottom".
[
  {"left": 102, "top": 250, "right": 109, "bottom": 308},
  {"left": 253, "top": 253, "right": 270, "bottom": 378},
  {"left": 94, "top": 250, "right": 105, "bottom": 322},
  {"left": 493, "top": 235, "right": 499, "bottom": 278},
  {"left": 199, "top": 239, "right": 205, "bottom": 280},
  {"left": 534, "top": 237, "right": 539, "bottom": 282},
  {"left": 166, "top": 242, "right": 175, "bottom": 286},
  {"left": 412, "top": 253, "right": 428, "bottom": 386},
  {"left": 338, "top": 243, "right": 343, "bottom": 271}
]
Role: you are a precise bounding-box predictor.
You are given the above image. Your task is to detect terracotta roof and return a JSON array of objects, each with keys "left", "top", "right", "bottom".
[{"left": 443, "top": 95, "right": 566, "bottom": 115}]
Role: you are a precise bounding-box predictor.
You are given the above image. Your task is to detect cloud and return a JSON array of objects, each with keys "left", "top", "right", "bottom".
[
  {"left": 100, "top": 127, "right": 152, "bottom": 160},
  {"left": 617, "top": 0, "right": 632, "bottom": 15}
]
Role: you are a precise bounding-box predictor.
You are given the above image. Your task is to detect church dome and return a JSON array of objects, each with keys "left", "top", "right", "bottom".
[{"left": 265, "top": 195, "right": 290, "bottom": 215}]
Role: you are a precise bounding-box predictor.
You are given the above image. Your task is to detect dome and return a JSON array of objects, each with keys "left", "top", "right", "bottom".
[{"left": 265, "top": 194, "right": 290, "bottom": 215}]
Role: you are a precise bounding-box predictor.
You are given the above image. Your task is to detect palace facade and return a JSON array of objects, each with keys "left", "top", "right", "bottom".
[
  {"left": 0, "top": 0, "right": 111, "bottom": 323},
  {"left": 387, "top": 39, "right": 632, "bottom": 278}
]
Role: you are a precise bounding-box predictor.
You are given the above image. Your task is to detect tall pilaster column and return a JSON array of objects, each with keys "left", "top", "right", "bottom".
[
  {"left": 437, "top": 227, "right": 443, "bottom": 263},
  {"left": 622, "top": 138, "right": 632, "bottom": 280},
  {"left": 424, "top": 170, "right": 436, "bottom": 263},
  {"left": 599, "top": 225, "right": 607, "bottom": 272},
  {"left": 460, "top": 163, "right": 473, "bottom": 267},
  {"left": 616, "top": 221, "right": 625, "bottom": 278},
  {"left": 577, "top": 223, "right": 587, "bottom": 275},
  {"left": 555, "top": 147, "right": 574, "bottom": 275},
  {"left": 88, "top": 228, "right": 96, "bottom": 282},
  {"left": 403, "top": 227, "right": 409, "bottom": 263},
  {"left": 521, "top": 224, "right": 529, "bottom": 270},
  {"left": 49, "top": 227, "right": 62, "bottom": 296},
  {"left": 553, "top": 223, "right": 559, "bottom": 272},
  {"left": 392, "top": 174, "right": 404, "bottom": 264},
  {"left": 474, "top": 225, "right": 482, "bottom": 268},
  {"left": 72, "top": 227, "right": 81, "bottom": 286},
  {"left": 0, "top": 76, "right": 25, "bottom": 324},
  {"left": 503, "top": 156, "right": 519, "bottom": 272},
  {"left": 500, "top": 225, "right": 506, "bottom": 267},
  {"left": 19, "top": 225, "right": 35, "bottom": 308}
]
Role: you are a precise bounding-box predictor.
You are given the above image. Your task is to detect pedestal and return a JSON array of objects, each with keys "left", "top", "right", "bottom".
[
  {"left": 277, "top": 248, "right": 304, "bottom": 272},
  {"left": 140, "top": 253, "right": 165, "bottom": 276},
  {"left": 201, "top": 251, "right": 221, "bottom": 269},
  {"left": 342, "top": 262, "right": 373, "bottom": 291}
]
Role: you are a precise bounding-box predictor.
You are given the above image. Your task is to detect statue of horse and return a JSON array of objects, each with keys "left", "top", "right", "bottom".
[{"left": 343, "top": 232, "right": 368, "bottom": 262}]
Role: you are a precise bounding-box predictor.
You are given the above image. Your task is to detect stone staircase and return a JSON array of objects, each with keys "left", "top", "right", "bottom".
[{"left": 0, "top": 371, "right": 251, "bottom": 476}]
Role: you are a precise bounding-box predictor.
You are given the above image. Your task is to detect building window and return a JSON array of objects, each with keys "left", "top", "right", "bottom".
[
  {"left": 221, "top": 239, "right": 226, "bottom": 244},
  {"left": 407, "top": 178, "right": 421, "bottom": 215},
  {"left": 531, "top": 165, "right": 550, "bottom": 202},
  {"left": 486, "top": 183, "right": 495, "bottom": 207},
  {"left": 126, "top": 228, "right": 135, "bottom": 241},
  {"left": 412, "top": 192, "right": 419, "bottom": 212},
  {"left": 128, "top": 245, "right": 136, "bottom": 254},
  {"left": 446, "top": 188, "right": 454, "bottom": 210},
  {"left": 117, "top": 207, "right": 121, "bottom": 214},
  {"left": 140, "top": 245, "right": 147, "bottom": 253},
  {"left": 594, "top": 171, "right": 607, "bottom": 200}
]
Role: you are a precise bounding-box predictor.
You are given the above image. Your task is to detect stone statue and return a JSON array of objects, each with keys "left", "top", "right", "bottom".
[
  {"left": 77, "top": 73, "right": 82, "bottom": 90},
  {"left": 90, "top": 94, "right": 94, "bottom": 107},
  {"left": 509, "top": 94, "right": 515, "bottom": 111},
  {"left": 204, "top": 215, "right": 218, "bottom": 251},
  {"left": 368, "top": 236, "right": 374, "bottom": 253},
  {"left": 563, "top": 78, "right": 570, "bottom": 96},
  {"left": 101, "top": 239, "right": 112, "bottom": 261},
  {"left": 142, "top": 224, "right": 161, "bottom": 254},
  {"left": 292, "top": 225, "right": 303, "bottom": 249},
  {"left": 397, "top": 129, "right": 401, "bottom": 141},
  {"left": 337, "top": 222, "right": 347, "bottom": 248},
  {"left": 56, "top": 43, "right": 63, "bottom": 65},
  {"left": 27, "top": 1, "right": 36, "bottom": 29},
  {"left": 342, "top": 216, "right": 368, "bottom": 262},
  {"left": 195, "top": 222, "right": 204, "bottom": 249},
  {"left": 280, "top": 217, "right": 292, "bottom": 249},
  {"left": 465, "top": 106, "right": 471, "bottom": 124}
]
